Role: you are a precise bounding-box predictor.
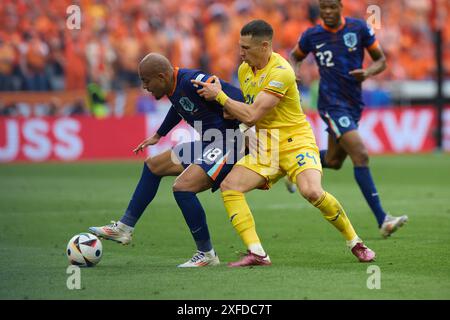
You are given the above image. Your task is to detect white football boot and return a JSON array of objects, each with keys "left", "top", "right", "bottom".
[
  {"left": 89, "top": 221, "right": 133, "bottom": 245},
  {"left": 177, "top": 250, "right": 220, "bottom": 268},
  {"left": 380, "top": 215, "right": 408, "bottom": 238}
]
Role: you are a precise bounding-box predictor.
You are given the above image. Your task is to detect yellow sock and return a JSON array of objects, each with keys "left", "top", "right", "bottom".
[
  {"left": 312, "top": 192, "right": 357, "bottom": 241},
  {"left": 221, "top": 190, "right": 261, "bottom": 247}
]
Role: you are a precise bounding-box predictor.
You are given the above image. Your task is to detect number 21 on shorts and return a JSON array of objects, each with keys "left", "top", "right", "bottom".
[{"left": 296, "top": 152, "right": 317, "bottom": 167}]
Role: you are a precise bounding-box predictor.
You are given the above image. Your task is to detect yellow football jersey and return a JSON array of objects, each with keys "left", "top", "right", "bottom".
[
  {"left": 238, "top": 52, "right": 313, "bottom": 144},
  {"left": 236, "top": 52, "right": 321, "bottom": 184}
]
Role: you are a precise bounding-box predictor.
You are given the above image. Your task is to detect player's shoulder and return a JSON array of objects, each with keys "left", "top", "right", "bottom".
[
  {"left": 271, "top": 53, "right": 294, "bottom": 72},
  {"left": 345, "top": 16, "right": 367, "bottom": 25},
  {"left": 345, "top": 17, "right": 371, "bottom": 31},
  {"left": 178, "top": 68, "right": 209, "bottom": 83},
  {"left": 302, "top": 23, "right": 323, "bottom": 38},
  {"left": 268, "top": 53, "right": 295, "bottom": 80},
  {"left": 177, "top": 68, "right": 211, "bottom": 90}
]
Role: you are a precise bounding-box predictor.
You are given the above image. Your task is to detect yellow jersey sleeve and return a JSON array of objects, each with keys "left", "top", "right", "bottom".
[{"left": 263, "top": 66, "right": 296, "bottom": 98}]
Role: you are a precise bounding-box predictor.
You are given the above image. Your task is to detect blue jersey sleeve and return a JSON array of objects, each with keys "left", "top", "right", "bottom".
[
  {"left": 156, "top": 106, "right": 182, "bottom": 137},
  {"left": 361, "top": 22, "right": 377, "bottom": 48},
  {"left": 184, "top": 73, "right": 212, "bottom": 96},
  {"left": 220, "top": 80, "right": 245, "bottom": 103},
  {"left": 188, "top": 72, "right": 245, "bottom": 104},
  {"left": 298, "top": 29, "right": 313, "bottom": 56}
]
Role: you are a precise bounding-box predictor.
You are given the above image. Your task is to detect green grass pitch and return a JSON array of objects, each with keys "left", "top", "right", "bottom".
[{"left": 1, "top": 154, "right": 449, "bottom": 300}]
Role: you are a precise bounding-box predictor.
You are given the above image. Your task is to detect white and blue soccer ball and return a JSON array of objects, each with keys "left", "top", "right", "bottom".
[{"left": 67, "top": 233, "right": 103, "bottom": 267}]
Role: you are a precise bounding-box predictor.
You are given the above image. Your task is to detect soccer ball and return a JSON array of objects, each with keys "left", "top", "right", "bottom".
[{"left": 67, "top": 233, "right": 103, "bottom": 267}]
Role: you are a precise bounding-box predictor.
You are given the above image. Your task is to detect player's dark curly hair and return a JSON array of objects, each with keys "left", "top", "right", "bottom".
[{"left": 240, "top": 20, "right": 273, "bottom": 40}]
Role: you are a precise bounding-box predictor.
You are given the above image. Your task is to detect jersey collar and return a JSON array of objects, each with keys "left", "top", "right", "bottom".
[
  {"left": 321, "top": 16, "right": 346, "bottom": 33},
  {"left": 168, "top": 67, "right": 179, "bottom": 97}
]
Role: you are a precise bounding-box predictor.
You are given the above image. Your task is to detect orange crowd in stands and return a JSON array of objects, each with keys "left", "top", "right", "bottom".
[{"left": 0, "top": 0, "right": 448, "bottom": 92}]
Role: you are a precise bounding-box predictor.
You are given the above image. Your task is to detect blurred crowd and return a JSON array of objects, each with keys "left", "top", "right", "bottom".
[{"left": 0, "top": 0, "right": 449, "bottom": 113}]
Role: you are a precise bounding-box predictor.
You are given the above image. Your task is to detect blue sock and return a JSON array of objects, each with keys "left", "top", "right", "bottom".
[
  {"left": 354, "top": 166, "right": 387, "bottom": 227},
  {"left": 320, "top": 150, "right": 331, "bottom": 168},
  {"left": 120, "top": 164, "right": 161, "bottom": 227},
  {"left": 173, "top": 191, "right": 213, "bottom": 252}
]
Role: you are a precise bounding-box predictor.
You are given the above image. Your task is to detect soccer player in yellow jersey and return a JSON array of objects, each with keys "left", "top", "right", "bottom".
[{"left": 192, "top": 20, "right": 375, "bottom": 266}]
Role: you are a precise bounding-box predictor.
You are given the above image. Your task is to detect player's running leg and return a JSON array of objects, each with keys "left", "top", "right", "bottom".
[
  {"left": 319, "top": 131, "right": 348, "bottom": 170},
  {"left": 288, "top": 139, "right": 341, "bottom": 194},
  {"left": 89, "top": 150, "right": 184, "bottom": 244},
  {"left": 338, "top": 130, "right": 408, "bottom": 237},
  {"left": 284, "top": 176, "right": 297, "bottom": 193},
  {"left": 220, "top": 166, "right": 272, "bottom": 267},
  {"left": 296, "top": 168, "right": 375, "bottom": 262},
  {"left": 172, "top": 164, "right": 220, "bottom": 267}
]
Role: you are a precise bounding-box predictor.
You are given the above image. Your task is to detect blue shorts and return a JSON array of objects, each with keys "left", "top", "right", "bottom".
[
  {"left": 172, "top": 138, "right": 245, "bottom": 192},
  {"left": 319, "top": 107, "right": 362, "bottom": 140}
]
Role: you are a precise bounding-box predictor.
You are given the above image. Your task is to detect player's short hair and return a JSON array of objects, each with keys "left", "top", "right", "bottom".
[{"left": 240, "top": 20, "right": 273, "bottom": 40}]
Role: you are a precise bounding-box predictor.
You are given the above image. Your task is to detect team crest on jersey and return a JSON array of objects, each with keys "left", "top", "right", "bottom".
[
  {"left": 343, "top": 32, "right": 358, "bottom": 49},
  {"left": 179, "top": 97, "right": 196, "bottom": 112},
  {"left": 338, "top": 116, "right": 351, "bottom": 128}
]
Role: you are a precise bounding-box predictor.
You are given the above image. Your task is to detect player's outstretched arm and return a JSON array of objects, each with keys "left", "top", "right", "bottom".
[
  {"left": 223, "top": 109, "right": 236, "bottom": 120},
  {"left": 156, "top": 106, "right": 183, "bottom": 136},
  {"left": 133, "top": 106, "right": 182, "bottom": 154},
  {"left": 133, "top": 133, "right": 161, "bottom": 154},
  {"left": 191, "top": 76, "right": 280, "bottom": 127},
  {"left": 289, "top": 44, "right": 307, "bottom": 81}
]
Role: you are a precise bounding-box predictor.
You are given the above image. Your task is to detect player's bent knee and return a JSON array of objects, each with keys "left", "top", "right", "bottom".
[
  {"left": 219, "top": 179, "right": 231, "bottom": 192},
  {"left": 220, "top": 177, "right": 240, "bottom": 193},
  {"left": 145, "top": 157, "right": 158, "bottom": 173},
  {"left": 353, "top": 151, "right": 369, "bottom": 167},
  {"left": 146, "top": 159, "right": 165, "bottom": 176},
  {"left": 172, "top": 179, "right": 190, "bottom": 192},
  {"left": 299, "top": 187, "right": 324, "bottom": 203},
  {"left": 327, "top": 159, "right": 343, "bottom": 170},
  {"left": 173, "top": 177, "right": 207, "bottom": 193}
]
